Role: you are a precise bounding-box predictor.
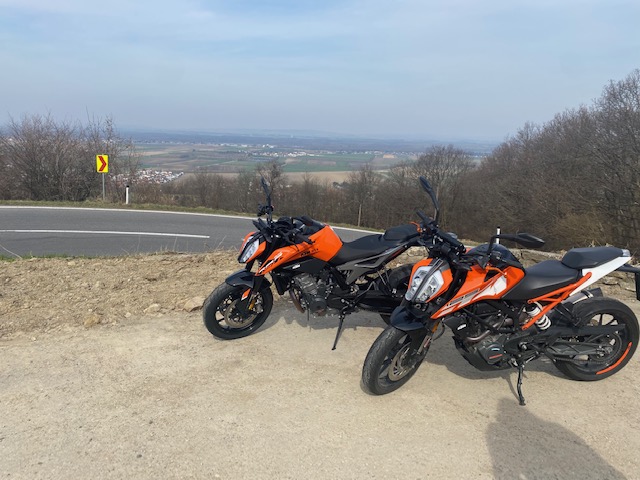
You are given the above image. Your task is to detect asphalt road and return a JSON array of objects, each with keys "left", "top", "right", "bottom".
[{"left": 0, "top": 206, "right": 370, "bottom": 257}]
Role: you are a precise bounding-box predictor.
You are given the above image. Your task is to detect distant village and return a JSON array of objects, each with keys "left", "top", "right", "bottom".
[{"left": 135, "top": 169, "right": 184, "bottom": 184}]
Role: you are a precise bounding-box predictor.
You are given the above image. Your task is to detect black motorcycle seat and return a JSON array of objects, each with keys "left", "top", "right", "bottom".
[
  {"left": 562, "top": 246, "right": 626, "bottom": 269},
  {"left": 329, "top": 231, "right": 413, "bottom": 266},
  {"left": 383, "top": 224, "right": 420, "bottom": 242},
  {"left": 503, "top": 260, "right": 580, "bottom": 300}
]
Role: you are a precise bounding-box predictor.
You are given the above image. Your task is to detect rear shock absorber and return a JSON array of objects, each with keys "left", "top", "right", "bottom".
[{"left": 520, "top": 303, "right": 551, "bottom": 330}]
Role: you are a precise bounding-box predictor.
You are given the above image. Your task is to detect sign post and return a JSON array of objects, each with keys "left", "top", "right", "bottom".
[{"left": 96, "top": 154, "right": 109, "bottom": 201}]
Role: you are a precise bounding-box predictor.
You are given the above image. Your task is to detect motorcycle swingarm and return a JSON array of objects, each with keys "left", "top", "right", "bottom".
[
  {"left": 548, "top": 341, "right": 616, "bottom": 358},
  {"left": 536, "top": 324, "right": 625, "bottom": 347},
  {"left": 504, "top": 324, "right": 625, "bottom": 356},
  {"left": 552, "top": 323, "right": 623, "bottom": 335}
]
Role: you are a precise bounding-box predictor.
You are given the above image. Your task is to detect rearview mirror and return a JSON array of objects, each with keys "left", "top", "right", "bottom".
[
  {"left": 496, "top": 233, "right": 545, "bottom": 249},
  {"left": 419, "top": 176, "right": 440, "bottom": 223},
  {"left": 260, "top": 177, "right": 271, "bottom": 197},
  {"left": 259, "top": 176, "right": 273, "bottom": 222}
]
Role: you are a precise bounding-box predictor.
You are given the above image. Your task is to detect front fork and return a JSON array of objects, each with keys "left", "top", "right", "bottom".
[
  {"left": 390, "top": 304, "right": 439, "bottom": 362},
  {"left": 225, "top": 268, "right": 271, "bottom": 310}
]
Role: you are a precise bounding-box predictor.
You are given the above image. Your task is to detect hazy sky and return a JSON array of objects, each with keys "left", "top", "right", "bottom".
[{"left": 1, "top": 0, "right": 638, "bottom": 141}]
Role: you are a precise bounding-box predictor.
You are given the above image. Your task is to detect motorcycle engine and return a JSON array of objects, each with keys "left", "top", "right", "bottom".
[
  {"left": 446, "top": 311, "right": 514, "bottom": 371},
  {"left": 290, "top": 273, "right": 327, "bottom": 316},
  {"left": 475, "top": 334, "right": 508, "bottom": 365}
]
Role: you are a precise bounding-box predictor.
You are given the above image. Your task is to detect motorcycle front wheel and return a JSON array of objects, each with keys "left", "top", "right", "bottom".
[
  {"left": 203, "top": 283, "right": 273, "bottom": 340},
  {"left": 554, "top": 297, "right": 639, "bottom": 381},
  {"left": 362, "top": 326, "right": 428, "bottom": 395}
]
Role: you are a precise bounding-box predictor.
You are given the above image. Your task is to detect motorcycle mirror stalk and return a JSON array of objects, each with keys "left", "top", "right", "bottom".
[
  {"left": 419, "top": 176, "right": 440, "bottom": 224},
  {"left": 258, "top": 176, "right": 274, "bottom": 222}
]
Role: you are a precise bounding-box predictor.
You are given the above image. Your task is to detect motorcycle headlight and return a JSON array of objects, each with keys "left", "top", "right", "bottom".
[
  {"left": 405, "top": 265, "right": 445, "bottom": 303},
  {"left": 239, "top": 236, "right": 262, "bottom": 263}
]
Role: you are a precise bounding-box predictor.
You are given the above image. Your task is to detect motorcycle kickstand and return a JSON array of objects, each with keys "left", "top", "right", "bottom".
[
  {"left": 516, "top": 361, "right": 526, "bottom": 406},
  {"left": 331, "top": 312, "right": 346, "bottom": 351}
]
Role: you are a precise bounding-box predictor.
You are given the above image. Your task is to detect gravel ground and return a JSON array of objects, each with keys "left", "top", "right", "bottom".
[{"left": 1, "top": 251, "right": 640, "bottom": 479}]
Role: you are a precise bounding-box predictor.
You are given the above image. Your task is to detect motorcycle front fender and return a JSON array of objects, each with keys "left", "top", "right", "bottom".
[
  {"left": 390, "top": 306, "right": 427, "bottom": 332},
  {"left": 225, "top": 269, "right": 271, "bottom": 290}
]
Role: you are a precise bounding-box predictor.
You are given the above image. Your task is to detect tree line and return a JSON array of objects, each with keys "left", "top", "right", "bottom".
[
  {"left": 1, "top": 69, "right": 639, "bottom": 253},
  {"left": 0, "top": 115, "right": 139, "bottom": 202}
]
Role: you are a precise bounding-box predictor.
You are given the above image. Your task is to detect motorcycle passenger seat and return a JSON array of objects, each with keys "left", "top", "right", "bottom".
[
  {"left": 383, "top": 224, "right": 420, "bottom": 243},
  {"left": 561, "top": 246, "right": 627, "bottom": 270},
  {"left": 503, "top": 260, "right": 580, "bottom": 300}
]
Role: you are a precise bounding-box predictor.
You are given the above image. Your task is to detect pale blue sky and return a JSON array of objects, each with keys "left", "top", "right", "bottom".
[{"left": 1, "top": 0, "right": 638, "bottom": 141}]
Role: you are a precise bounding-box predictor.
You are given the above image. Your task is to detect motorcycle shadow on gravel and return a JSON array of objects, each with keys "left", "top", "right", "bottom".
[
  {"left": 423, "top": 332, "right": 570, "bottom": 404},
  {"left": 265, "top": 300, "right": 387, "bottom": 332},
  {"left": 487, "top": 398, "right": 626, "bottom": 479}
]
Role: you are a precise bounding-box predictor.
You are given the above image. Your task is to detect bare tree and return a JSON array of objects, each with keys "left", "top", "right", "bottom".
[
  {"left": 0, "top": 114, "right": 85, "bottom": 200},
  {"left": 588, "top": 69, "right": 640, "bottom": 250},
  {"left": 0, "top": 114, "right": 140, "bottom": 202},
  {"left": 375, "top": 162, "right": 420, "bottom": 227},
  {"left": 256, "top": 159, "right": 284, "bottom": 197},
  {"left": 346, "top": 163, "right": 380, "bottom": 227},
  {"left": 0, "top": 146, "right": 15, "bottom": 199},
  {"left": 235, "top": 169, "right": 258, "bottom": 213},
  {"left": 411, "top": 145, "right": 475, "bottom": 227},
  {"left": 292, "top": 172, "right": 323, "bottom": 219}
]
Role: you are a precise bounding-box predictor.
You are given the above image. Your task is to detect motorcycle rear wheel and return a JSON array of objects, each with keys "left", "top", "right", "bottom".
[
  {"left": 554, "top": 297, "right": 639, "bottom": 381},
  {"left": 362, "top": 326, "right": 428, "bottom": 395},
  {"left": 203, "top": 283, "right": 273, "bottom": 340}
]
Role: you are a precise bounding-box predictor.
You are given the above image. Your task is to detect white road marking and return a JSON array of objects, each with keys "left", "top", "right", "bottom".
[
  {"left": 0, "top": 205, "right": 253, "bottom": 220},
  {"left": 0, "top": 230, "right": 210, "bottom": 239}
]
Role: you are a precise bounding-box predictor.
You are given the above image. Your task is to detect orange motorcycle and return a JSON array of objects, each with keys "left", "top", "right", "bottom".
[
  {"left": 362, "top": 177, "right": 640, "bottom": 404},
  {"left": 203, "top": 178, "right": 421, "bottom": 348}
]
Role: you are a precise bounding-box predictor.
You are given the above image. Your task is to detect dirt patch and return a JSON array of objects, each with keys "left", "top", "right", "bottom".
[{"left": 0, "top": 251, "right": 238, "bottom": 337}]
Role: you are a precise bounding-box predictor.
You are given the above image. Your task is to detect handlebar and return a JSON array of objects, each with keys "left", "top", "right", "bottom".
[
  {"left": 416, "top": 209, "right": 464, "bottom": 254},
  {"left": 253, "top": 213, "right": 316, "bottom": 246},
  {"left": 438, "top": 230, "right": 464, "bottom": 251}
]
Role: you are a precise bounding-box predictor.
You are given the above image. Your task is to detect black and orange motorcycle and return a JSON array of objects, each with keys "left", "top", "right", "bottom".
[
  {"left": 203, "top": 177, "right": 422, "bottom": 348},
  {"left": 362, "top": 177, "right": 640, "bottom": 404}
]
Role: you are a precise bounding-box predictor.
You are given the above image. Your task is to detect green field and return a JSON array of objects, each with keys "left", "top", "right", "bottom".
[{"left": 136, "top": 143, "right": 415, "bottom": 173}]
